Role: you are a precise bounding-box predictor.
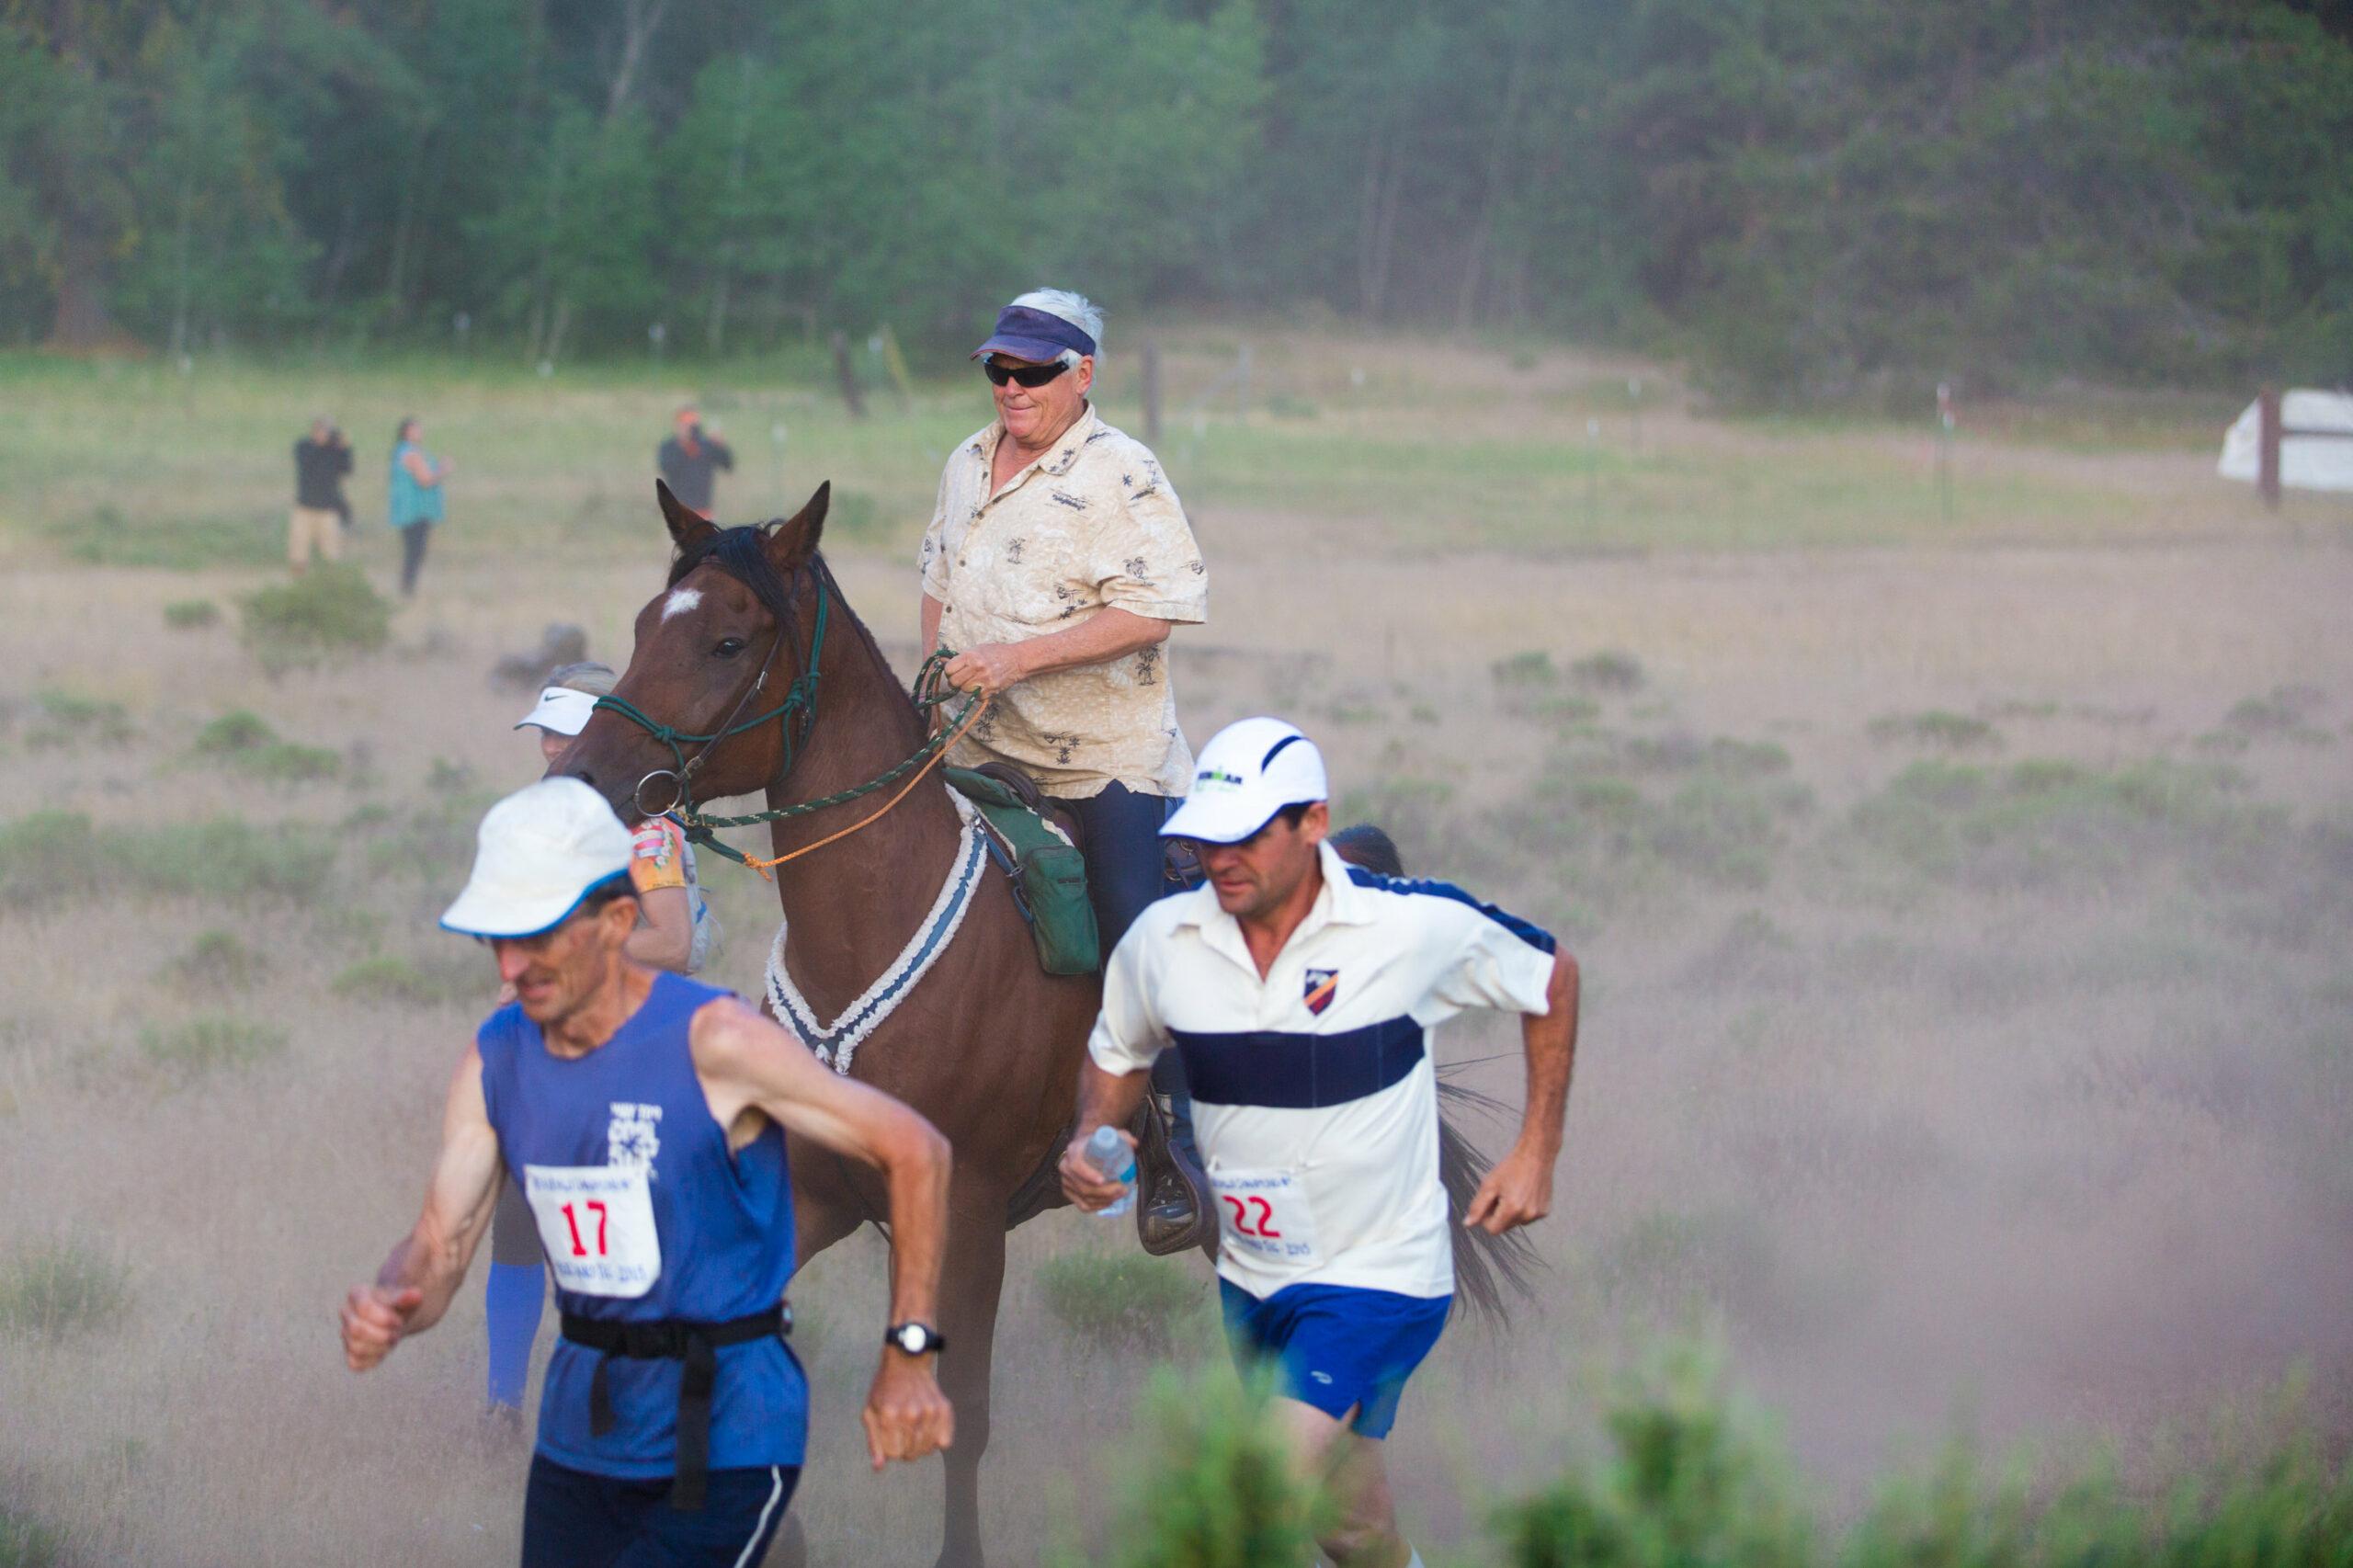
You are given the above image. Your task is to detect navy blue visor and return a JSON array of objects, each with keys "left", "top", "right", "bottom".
[{"left": 972, "top": 304, "right": 1097, "bottom": 363}]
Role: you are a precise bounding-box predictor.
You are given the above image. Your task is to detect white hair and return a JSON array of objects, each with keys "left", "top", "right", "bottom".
[{"left": 1010, "top": 288, "right": 1103, "bottom": 361}]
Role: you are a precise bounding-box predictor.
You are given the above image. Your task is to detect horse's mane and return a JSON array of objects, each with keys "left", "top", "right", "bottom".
[{"left": 669, "top": 524, "right": 920, "bottom": 721}]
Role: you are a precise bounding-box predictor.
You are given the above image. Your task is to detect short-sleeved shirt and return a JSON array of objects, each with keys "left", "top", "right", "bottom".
[
  {"left": 294, "top": 437, "right": 352, "bottom": 509},
  {"left": 1088, "top": 841, "right": 1559, "bottom": 1299},
  {"left": 918, "top": 404, "right": 1208, "bottom": 799}
]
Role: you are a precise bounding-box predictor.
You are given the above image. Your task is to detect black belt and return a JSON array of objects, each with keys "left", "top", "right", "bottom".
[{"left": 560, "top": 1306, "right": 787, "bottom": 1511}]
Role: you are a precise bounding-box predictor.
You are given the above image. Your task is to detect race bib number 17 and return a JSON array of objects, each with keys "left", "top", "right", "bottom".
[
  {"left": 1209, "top": 1169, "right": 1322, "bottom": 1268},
  {"left": 525, "top": 1165, "right": 662, "bottom": 1299}
]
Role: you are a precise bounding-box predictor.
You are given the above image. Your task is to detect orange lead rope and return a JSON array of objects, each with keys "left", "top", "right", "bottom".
[{"left": 738, "top": 690, "right": 990, "bottom": 879}]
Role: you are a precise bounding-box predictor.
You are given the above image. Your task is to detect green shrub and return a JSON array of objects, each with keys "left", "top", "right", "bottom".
[
  {"left": 1571, "top": 651, "right": 1645, "bottom": 691},
  {"left": 163, "top": 928, "right": 271, "bottom": 991},
  {"left": 141, "top": 1014, "right": 288, "bottom": 1076},
  {"left": 163, "top": 597, "right": 220, "bottom": 630},
  {"left": 332, "top": 953, "right": 480, "bottom": 1007},
  {"left": 1266, "top": 392, "right": 1319, "bottom": 418},
  {"left": 0, "top": 1502, "right": 61, "bottom": 1567},
  {"left": 1109, "top": 1367, "right": 1324, "bottom": 1568},
  {"left": 23, "top": 688, "right": 131, "bottom": 749},
  {"left": 1497, "top": 1346, "right": 1807, "bottom": 1568},
  {"left": 0, "top": 812, "right": 335, "bottom": 904},
  {"left": 238, "top": 563, "right": 392, "bottom": 668},
  {"left": 51, "top": 505, "right": 279, "bottom": 569},
  {"left": 0, "top": 1238, "right": 131, "bottom": 1341},
  {"left": 1846, "top": 758, "right": 2280, "bottom": 892},
  {"left": 1038, "top": 1250, "right": 1203, "bottom": 1351},
  {"left": 192, "top": 710, "right": 342, "bottom": 781},
  {"left": 1867, "top": 711, "right": 1999, "bottom": 750},
  {"left": 1495, "top": 650, "right": 1561, "bottom": 686}
]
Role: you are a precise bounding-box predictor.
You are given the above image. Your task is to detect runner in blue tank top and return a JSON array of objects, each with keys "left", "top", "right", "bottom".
[{"left": 341, "top": 778, "right": 956, "bottom": 1567}]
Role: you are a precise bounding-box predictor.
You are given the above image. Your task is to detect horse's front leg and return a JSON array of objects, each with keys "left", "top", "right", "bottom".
[{"left": 932, "top": 1181, "right": 1009, "bottom": 1568}]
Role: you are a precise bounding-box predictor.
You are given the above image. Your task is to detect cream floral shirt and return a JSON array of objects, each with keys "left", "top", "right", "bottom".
[{"left": 919, "top": 404, "right": 1208, "bottom": 798}]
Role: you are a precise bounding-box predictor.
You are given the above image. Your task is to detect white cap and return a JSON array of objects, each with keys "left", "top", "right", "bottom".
[
  {"left": 1160, "top": 718, "right": 1328, "bottom": 844},
  {"left": 515, "top": 686, "right": 599, "bottom": 737},
  {"left": 439, "top": 778, "right": 634, "bottom": 937}
]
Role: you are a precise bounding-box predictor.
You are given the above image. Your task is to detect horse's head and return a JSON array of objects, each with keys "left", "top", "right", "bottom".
[{"left": 558, "top": 478, "right": 830, "bottom": 824}]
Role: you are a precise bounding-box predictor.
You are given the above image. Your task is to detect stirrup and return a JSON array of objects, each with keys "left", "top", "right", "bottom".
[{"left": 1131, "top": 1093, "right": 1214, "bottom": 1258}]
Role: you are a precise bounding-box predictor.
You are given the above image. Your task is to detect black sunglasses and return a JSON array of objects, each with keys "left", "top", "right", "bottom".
[{"left": 982, "top": 357, "right": 1072, "bottom": 389}]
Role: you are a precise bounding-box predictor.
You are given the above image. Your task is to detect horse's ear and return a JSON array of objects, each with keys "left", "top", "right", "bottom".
[
  {"left": 765, "top": 481, "right": 830, "bottom": 573},
  {"left": 656, "top": 479, "right": 714, "bottom": 551}
]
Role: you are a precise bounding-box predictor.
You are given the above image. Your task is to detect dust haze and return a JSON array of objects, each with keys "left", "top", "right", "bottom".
[{"left": 1, "top": 336, "right": 2348, "bottom": 1563}]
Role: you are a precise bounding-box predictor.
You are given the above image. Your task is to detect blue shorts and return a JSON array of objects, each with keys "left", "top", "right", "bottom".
[
  {"left": 520, "top": 1454, "right": 798, "bottom": 1568},
  {"left": 1219, "top": 1280, "right": 1451, "bottom": 1439}
]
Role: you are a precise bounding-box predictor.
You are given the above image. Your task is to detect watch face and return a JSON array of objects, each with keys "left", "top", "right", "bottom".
[{"left": 890, "top": 1324, "right": 938, "bottom": 1355}]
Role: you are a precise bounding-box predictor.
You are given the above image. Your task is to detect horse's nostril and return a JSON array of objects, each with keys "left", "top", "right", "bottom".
[{"left": 569, "top": 768, "right": 596, "bottom": 789}]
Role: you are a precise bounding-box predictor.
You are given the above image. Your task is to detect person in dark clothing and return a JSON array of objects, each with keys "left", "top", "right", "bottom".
[
  {"left": 656, "top": 406, "right": 733, "bottom": 517},
  {"left": 291, "top": 418, "right": 354, "bottom": 574}
]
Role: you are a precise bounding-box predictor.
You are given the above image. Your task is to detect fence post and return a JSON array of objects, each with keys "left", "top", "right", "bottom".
[
  {"left": 831, "top": 330, "right": 867, "bottom": 420},
  {"left": 2258, "top": 387, "right": 2282, "bottom": 510},
  {"left": 1142, "top": 337, "right": 1163, "bottom": 447}
]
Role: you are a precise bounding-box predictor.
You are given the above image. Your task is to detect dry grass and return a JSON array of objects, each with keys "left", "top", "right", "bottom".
[{"left": 0, "top": 333, "right": 2347, "bottom": 1564}]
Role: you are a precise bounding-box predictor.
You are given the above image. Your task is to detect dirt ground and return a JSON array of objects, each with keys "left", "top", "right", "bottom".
[{"left": 1, "top": 340, "right": 2349, "bottom": 1565}]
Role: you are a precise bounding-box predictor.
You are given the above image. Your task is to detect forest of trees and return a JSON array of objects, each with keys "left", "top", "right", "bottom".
[{"left": 3, "top": 0, "right": 2349, "bottom": 396}]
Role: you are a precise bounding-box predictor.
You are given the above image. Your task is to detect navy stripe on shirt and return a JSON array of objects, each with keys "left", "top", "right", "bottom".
[
  {"left": 1173, "top": 1016, "right": 1424, "bottom": 1109},
  {"left": 1342, "top": 867, "right": 1558, "bottom": 955}
]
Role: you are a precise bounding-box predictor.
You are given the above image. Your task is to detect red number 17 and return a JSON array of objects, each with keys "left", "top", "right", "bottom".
[{"left": 558, "top": 1200, "right": 611, "bottom": 1256}]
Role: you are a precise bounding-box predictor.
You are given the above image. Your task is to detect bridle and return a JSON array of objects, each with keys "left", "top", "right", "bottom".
[
  {"left": 591, "top": 538, "right": 831, "bottom": 828},
  {"left": 590, "top": 529, "right": 983, "bottom": 873}
]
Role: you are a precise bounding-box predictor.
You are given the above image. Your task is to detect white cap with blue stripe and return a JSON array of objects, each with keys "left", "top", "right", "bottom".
[
  {"left": 1160, "top": 717, "right": 1329, "bottom": 845},
  {"left": 440, "top": 777, "right": 634, "bottom": 937}
]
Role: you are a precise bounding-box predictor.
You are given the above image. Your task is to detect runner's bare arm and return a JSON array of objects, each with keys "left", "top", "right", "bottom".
[
  {"left": 623, "top": 883, "right": 694, "bottom": 971},
  {"left": 1057, "top": 1057, "right": 1153, "bottom": 1211},
  {"left": 341, "top": 1044, "right": 504, "bottom": 1370},
  {"left": 1463, "top": 950, "right": 1579, "bottom": 1234},
  {"left": 688, "top": 997, "right": 956, "bottom": 1471}
]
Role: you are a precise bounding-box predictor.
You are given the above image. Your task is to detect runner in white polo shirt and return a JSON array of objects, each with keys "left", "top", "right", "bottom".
[{"left": 1057, "top": 717, "right": 1579, "bottom": 1568}]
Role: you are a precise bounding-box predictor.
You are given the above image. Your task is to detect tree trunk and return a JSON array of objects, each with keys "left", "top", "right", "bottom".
[
  {"left": 604, "top": 0, "right": 672, "bottom": 120},
  {"left": 1455, "top": 51, "right": 1528, "bottom": 335},
  {"left": 45, "top": 224, "right": 122, "bottom": 351}
]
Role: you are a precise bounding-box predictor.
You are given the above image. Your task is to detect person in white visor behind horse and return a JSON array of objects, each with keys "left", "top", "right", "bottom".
[{"left": 1058, "top": 718, "right": 1580, "bottom": 1568}]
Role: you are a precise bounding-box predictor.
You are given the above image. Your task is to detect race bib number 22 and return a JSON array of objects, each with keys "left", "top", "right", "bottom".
[
  {"left": 1209, "top": 1169, "right": 1322, "bottom": 1268},
  {"left": 525, "top": 1165, "right": 662, "bottom": 1298}
]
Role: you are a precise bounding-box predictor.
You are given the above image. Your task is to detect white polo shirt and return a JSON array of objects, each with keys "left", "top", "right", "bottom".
[{"left": 1088, "top": 841, "right": 1558, "bottom": 1301}]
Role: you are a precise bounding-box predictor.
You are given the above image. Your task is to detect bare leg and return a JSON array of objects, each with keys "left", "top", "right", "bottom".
[{"left": 1274, "top": 1399, "right": 1409, "bottom": 1568}]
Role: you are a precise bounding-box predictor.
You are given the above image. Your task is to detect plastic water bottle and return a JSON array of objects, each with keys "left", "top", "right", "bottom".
[{"left": 1085, "top": 1125, "right": 1136, "bottom": 1218}]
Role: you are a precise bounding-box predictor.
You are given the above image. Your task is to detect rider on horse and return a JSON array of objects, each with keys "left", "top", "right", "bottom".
[{"left": 920, "top": 287, "right": 1211, "bottom": 1245}]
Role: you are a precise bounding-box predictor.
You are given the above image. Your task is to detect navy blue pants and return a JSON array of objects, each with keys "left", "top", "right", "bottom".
[
  {"left": 520, "top": 1454, "right": 798, "bottom": 1568},
  {"left": 1069, "top": 783, "right": 1198, "bottom": 1153}
]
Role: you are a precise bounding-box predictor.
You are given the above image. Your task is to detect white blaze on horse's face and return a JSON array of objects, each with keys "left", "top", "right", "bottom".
[{"left": 661, "top": 586, "right": 703, "bottom": 622}]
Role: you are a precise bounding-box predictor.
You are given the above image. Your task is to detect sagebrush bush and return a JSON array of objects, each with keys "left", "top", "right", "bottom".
[
  {"left": 238, "top": 563, "right": 391, "bottom": 668},
  {"left": 141, "top": 1014, "right": 289, "bottom": 1078},
  {"left": 163, "top": 929, "right": 271, "bottom": 991},
  {"left": 331, "top": 954, "right": 481, "bottom": 1007},
  {"left": 163, "top": 598, "right": 220, "bottom": 630},
  {"left": 193, "top": 710, "right": 341, "bottom": 782},
  {"left": 0, "top": 812, "right": 335, "bottom": 904},
  {"left": 1108, "top": 1368, "right": 1324, "bottom": 1568},
  {"left": 1038, "top": 1250, "right": 1203, "bottom": 1351},
  {"left": 51, "top": 506, "right": 278, "bottom": 570},
  {"left": 0, "top": 1238, "right": 131, "bottom": 1342}
]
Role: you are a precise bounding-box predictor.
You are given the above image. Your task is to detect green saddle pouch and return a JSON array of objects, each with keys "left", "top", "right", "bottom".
[{"left": 945, "top": 768, "right": 1101, "bottom": 976}]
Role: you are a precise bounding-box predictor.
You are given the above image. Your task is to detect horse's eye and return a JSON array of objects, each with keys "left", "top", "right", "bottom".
[{"left": 712, "top": 638, "right": 747, "bottom": 659}]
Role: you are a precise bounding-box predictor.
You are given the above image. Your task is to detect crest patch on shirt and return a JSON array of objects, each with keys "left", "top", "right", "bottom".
[
  {"left": 607, "top": 1102, "right": 663, "bottom": 1170},
  {"left": 1302, "top": 969, "right": 1340, "bottom": 1016}
]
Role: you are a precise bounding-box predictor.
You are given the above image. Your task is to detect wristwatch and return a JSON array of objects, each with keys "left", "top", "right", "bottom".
[{"left": 885, "top": 1322, "right": 946, "bottom": 1357}]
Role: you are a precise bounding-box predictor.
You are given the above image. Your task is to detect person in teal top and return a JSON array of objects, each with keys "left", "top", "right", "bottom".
[{"left": 389, "top": 415, "right": 451, "bottom": 597}]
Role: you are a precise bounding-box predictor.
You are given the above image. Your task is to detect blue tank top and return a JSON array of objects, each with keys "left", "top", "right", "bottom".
[{"left": 477, "top": 972, "right": 805, "bottom": 1478}]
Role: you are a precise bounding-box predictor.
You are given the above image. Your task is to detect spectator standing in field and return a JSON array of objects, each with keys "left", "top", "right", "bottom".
[
  {"left": 390, "top": 415, "right": 451, "bottom": 597},
  {"left": 656, "top": 407, "right": 733, "bottom": 518},
  {"left": 921, "top": 287, "right": 1212, "bottom": 1249},
  {"left": 290, "top": 417, "right": 352, "bottom": 574}
]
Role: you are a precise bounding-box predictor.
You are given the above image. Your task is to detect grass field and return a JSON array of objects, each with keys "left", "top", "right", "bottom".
[{"left": 0, "top": 329, "right": 2349, "bottom": 1565}]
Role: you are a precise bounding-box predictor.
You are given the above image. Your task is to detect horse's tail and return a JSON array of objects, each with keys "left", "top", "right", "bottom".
[{"left": 1438, "top": 1074, "right": 1543, "bottom": 1327}]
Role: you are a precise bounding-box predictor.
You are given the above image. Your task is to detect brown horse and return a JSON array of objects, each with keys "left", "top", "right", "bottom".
[
  {"left": 561, "top": 483, "right": 1096, "bottom": 1567},
  {"left": 560, "top": 483, "right": 1535, "bottom": 1568}
]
